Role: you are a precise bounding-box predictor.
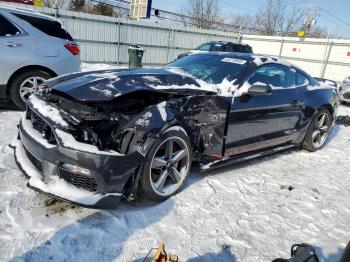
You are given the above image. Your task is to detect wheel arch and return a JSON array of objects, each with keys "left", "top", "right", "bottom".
[
  {"left": 319, "top": 104, "right": 334, "bottom": 121},
  {"left": 121, "top": 124, "right": 192, "bottom": 200},
  {"left": 6, "top": 65, "right": 57, "bottom": 94}
]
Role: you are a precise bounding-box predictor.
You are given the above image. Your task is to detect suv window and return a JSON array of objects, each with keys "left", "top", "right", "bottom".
[
  {"left": 236, "top": 44, "right": 252, "bottom": 53},
  {"left": 223, "top": 44, "right": 253, "bottom": 53},
  {"left": 13, "top": 13, "right": 73, "bottom": 41},
  {"left": 247, "top": 64, "right": 294, "bottom": 89},
  {"left": 196, "top": 44, "right": 212, "bottom": 51},
  {"left": 0, "top": 14, "right": 20, "bottom": 37}
]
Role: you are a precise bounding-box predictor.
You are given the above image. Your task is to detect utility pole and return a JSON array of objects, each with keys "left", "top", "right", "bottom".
[{"left": 303, "top": 6, "right": 319, "bottom": 37}]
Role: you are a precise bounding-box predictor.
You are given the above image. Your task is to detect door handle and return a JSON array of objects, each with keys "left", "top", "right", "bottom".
[{"left": 4, "top": 42, "right": 22, "bottom": 47}]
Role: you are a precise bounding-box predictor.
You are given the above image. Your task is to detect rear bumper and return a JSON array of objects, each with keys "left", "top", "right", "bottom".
[
  {"left": 340, "top": 85, "right": 350, "bottom": 102},
  {"left": 51, "top": 55, "right": 81, "bottom": 76},
  {"left": 340, "top": 94, "right": 350, "bottom": 103},
  {"left": 16, "top": 113, "right": 145, "bottom": 209}
]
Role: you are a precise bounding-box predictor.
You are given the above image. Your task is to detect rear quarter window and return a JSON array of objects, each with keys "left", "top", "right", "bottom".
[
  {"left": 296, "top": 72, "right": 309, "bottom": 86},
  {"left": 0, "top": 14, "right": 20, "bottom": 37},
  {"left": 13, "top": 13, "right": 73, "bottom": 41}
]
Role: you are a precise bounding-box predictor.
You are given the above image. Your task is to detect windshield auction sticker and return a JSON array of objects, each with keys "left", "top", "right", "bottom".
[{"left": 221, "top": 57, "right": 247, "bottom": 65}]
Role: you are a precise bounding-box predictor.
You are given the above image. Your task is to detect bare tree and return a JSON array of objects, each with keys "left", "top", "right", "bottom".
[
  {"left": 223, "top": 14, "right": 255, "bottom": 34},
  {"left": 92, "top": 2, "right": 114, "bottom": 16},
  {"left": 182, "top": 0, "right": 222, "bottom": 29},
  {"left": 255, "top": 0, "right": 307, "bottom": 36},
  {"left": 308, "top": 26, "right": 330, "bottom": 38},
  {"left": 44, "top": 0, "right": 68, "bottom": 9},
  {"left": 68, "top": 0, "right": 85, "bottom": 12}
]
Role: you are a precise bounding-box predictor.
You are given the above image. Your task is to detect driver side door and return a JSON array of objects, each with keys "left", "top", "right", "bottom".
[{"left": 225, "top": 64, "right": 304, "bottom": 156}]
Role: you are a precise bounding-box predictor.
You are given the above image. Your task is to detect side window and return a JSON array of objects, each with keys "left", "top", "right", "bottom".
[
  {"left": 196, "top": 44, "right": 211, "bottom": 51},
  {"left": 212, "top": 43, "right": 223, "bottom": 51},
  {"left": 247, "top": 64, "right": 294, "bottom": 89},
  {"left": 223, "top": 44, "right": 233, "bottom": 52},
  {"left": 12, "top": 13, "right": 73, "bottom": 41},
  {"left": 296, "top": 72, "right": 309, "bottom": 86},
  {"left": 0, "top": 14, "right": 20, "bottom": 37}
]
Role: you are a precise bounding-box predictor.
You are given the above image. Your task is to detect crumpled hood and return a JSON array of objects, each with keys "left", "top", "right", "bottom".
[{"left": 45, "top": 68, "right": 215, "bottom": 102}]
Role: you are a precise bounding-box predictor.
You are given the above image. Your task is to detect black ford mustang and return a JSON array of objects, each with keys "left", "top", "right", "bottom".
[{"left": 15, "top": 53, "right": 339, "bottom": 209}]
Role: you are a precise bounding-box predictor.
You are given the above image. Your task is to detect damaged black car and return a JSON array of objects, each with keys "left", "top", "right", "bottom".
[{"left": 15, "top": 53, "right": 340, "bottom": 209}]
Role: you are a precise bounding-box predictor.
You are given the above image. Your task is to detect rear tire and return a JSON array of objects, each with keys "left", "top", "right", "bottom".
[
  {"left": 139, "top": 128, "right": 192, "bottom": 202},
  {"left": 9, "top": 70, "right": 52, "bottom": 110},
  {"left": 302, "top": 109, "right": 332, "bottom": 152}
]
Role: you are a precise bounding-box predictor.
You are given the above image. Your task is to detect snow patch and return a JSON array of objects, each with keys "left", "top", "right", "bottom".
[
  {"left": 136, "top": 112, "right": 152, "bottom": 127},
  {"left": 89, "top": 86, "right": 113, "bottom": 97},
  {"left": 21, "top": 113, "right": 56, "bottom": 149},
  {"left": 307, "top": 84, "right": 334, "bottom": 91},
  {"left": 142, "top": 75, "right": 162, "bottom": 83},
  {"left": 81, "top": 62, "right": 122, "bottom": 72},
  {"left": 157, "top": 102, "right": 167, "bottom": 121},
  {"left": 29, "top": 95, "right": 68, "bottom": 127},
  {"left": 55, "top": 129, "right": 123, "bottom": 156}
]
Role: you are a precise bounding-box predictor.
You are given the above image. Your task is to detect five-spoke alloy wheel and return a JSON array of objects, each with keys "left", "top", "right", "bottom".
[
  {"left": 140, "top": 129, "right": 192, "bottom": 202},
  {"left": 302, "top": 109, "right": 332, "bottom": 152},
  {"left": 10, "top": 70, "right": 52, "bottom": 110},
  {"left": 311, "top": 112, "right": 330, "bottom": 148}
]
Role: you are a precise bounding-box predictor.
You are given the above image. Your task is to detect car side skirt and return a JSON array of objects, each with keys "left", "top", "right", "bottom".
[{"left": 201, "top": 143, "right": 298, "bottom": 171}]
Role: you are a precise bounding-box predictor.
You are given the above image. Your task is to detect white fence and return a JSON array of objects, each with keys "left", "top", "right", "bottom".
[
  {"left": 242, "top": 35, "right": 350, "bottom": 82},
  {"left": 2, "top": 2, "right": 350, "bottom": 82}
]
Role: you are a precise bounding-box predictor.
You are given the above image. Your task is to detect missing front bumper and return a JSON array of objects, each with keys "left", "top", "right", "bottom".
[
  {"left": 15, "top": 114, "right": 145, "bottom": 209},
  {"left": 15, "top": 141, "right": 122, "bottom": 209}
]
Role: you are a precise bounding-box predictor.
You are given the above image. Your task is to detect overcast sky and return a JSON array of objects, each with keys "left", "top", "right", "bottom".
[{"left": 152, "top": 0, "right": 350, "bottom": 39}]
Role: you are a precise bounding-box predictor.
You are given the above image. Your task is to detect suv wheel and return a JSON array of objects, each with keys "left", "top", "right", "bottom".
[{"left": 10, "top": 70, "right": 52, "bottom": 110}]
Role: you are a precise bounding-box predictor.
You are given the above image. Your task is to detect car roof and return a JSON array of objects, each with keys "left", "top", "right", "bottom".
[
  {"left": 191, "top": 52, "right": 254, "bottom": 61},
  {"left": 0, "top": 4, "right": 61, "bottom": 23},
  {"left": 191, "top": 52, "right": 306, "bottom": 71},
  {"left": 204, "top": 41, "right": 250, "bottom": 46}
]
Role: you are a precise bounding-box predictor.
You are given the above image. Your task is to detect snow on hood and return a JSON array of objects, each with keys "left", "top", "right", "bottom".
[{"left": 47, "top": 68, "right": 222, "bottom": 102}]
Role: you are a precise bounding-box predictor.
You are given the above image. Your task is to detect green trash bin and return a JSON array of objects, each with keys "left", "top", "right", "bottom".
[{"left": 128, "top": 45, "right": 145, "bottom": 68}]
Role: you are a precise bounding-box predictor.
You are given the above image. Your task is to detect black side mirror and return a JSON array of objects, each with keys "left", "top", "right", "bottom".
[{"left": 247, "top": 84, "right": 272, "bottom": 95}]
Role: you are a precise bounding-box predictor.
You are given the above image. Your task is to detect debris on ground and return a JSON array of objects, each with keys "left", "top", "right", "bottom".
[
  {"left": 336, "top": 115, "right": 350, "bottom": 126},
  {"left": 280, "top": 185, "right": 295, "bottom": 191}
]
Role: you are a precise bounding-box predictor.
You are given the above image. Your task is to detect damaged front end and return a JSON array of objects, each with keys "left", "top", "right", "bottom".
[
  {"left": 15, "top": 67, "right": 226, "bottom": 208},
  {"left": 15, "top": 93, "right": 152, "bottom": 209}
]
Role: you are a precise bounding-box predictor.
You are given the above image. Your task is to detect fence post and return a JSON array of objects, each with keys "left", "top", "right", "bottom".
[
  {"left": 117, "top": 20, "right": 121, "bottom": 65},
  {"left": 321, "top": 41, "right": 333, "bottom": 78},
  {"left": 166, "top": 27, "right": 171, "bottom": 63},
  {"left": 278, "top": 39, "right": 284, "bottom": 57},
  {"left": 171, "top": 28, "right": 175, "bottom": 62},
  {"left": 238, "top": 27, "right": 242, "bottom": 43}
]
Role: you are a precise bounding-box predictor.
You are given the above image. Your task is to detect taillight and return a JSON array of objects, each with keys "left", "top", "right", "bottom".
[{"left": 64, "top": 43, "right": 80, "bottom": 56}]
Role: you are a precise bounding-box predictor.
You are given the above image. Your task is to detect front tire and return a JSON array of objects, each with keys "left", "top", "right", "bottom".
[
  {"left": 9, "top": 70, "right": 52, "bottom": 110},
  {"left": 140, "top": 128, "right": 192, "bottom": 202},
  {"left": 302, "top": 109, "right": 332, "bottom": 152}
]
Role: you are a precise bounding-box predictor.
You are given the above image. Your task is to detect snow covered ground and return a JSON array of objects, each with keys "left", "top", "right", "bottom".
[
  {"left": 81, "top": 62, "right": 123, "bottom": 72},
  {"left": 1, "top": 66, "right": 350, "bottom": 261}
]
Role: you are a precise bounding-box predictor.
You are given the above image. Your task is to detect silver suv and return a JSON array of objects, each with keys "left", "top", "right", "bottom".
[
  {"left": 340, "top": 76, "right": 350, "bottom": 103},
  {"left": 0, "top": 5, "right": 81, "bottom": 109}
]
